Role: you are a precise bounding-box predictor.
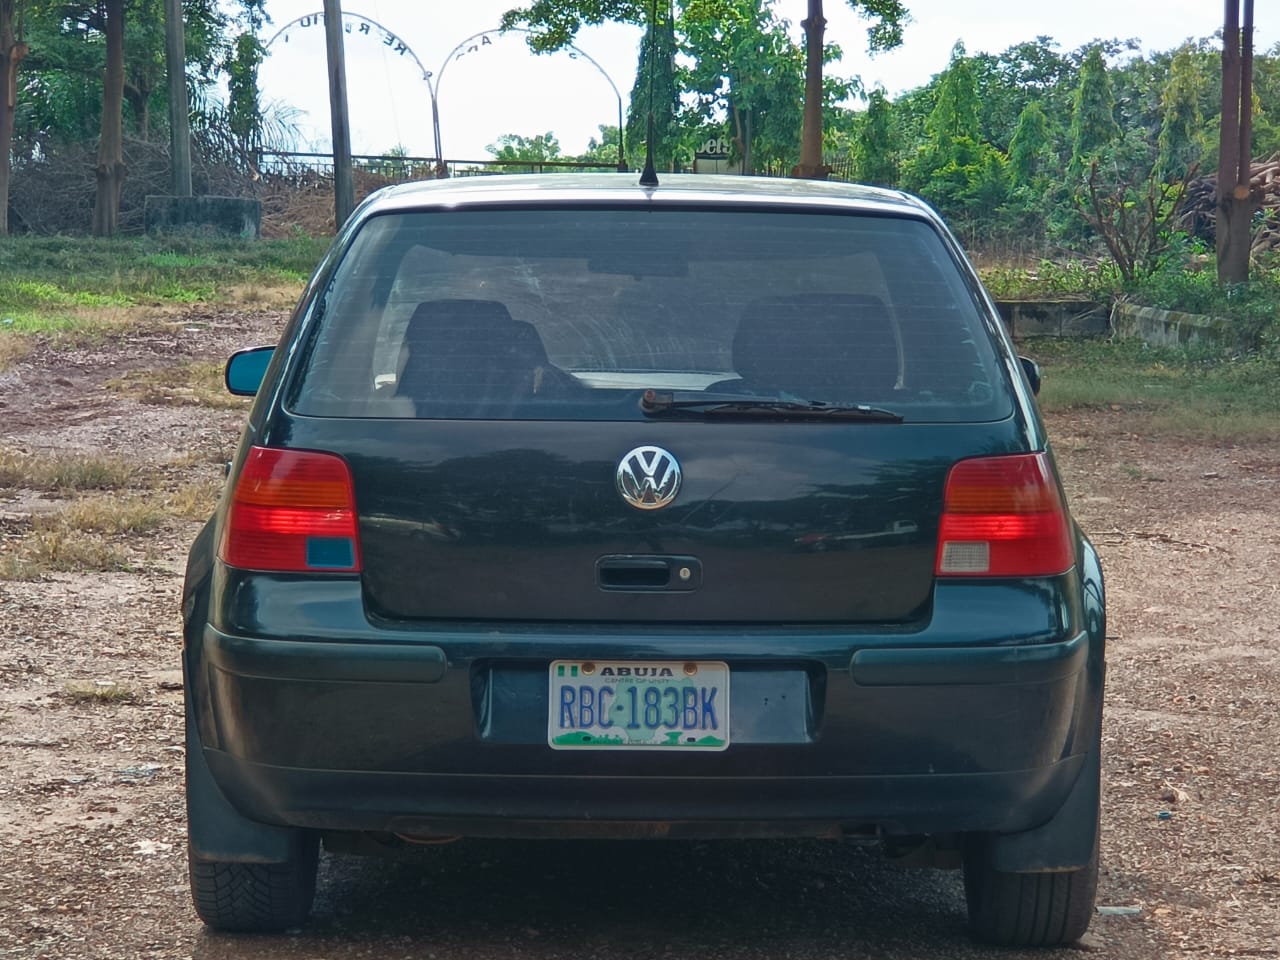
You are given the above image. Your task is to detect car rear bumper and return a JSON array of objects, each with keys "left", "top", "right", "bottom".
[
  {"left": 188, "top": 612, "right": 1101, "bottom": 840},
  {"left": 200, "top": 745, "right": 1086, "bottom": 840}
]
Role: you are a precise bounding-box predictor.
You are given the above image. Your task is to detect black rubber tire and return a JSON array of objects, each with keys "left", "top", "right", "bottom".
[
  {"left": 963, "top": 834, "right": 1099, "bottom": 947},
  {"left": 189, "top": 836, "right": 319, "bottom": 933}
]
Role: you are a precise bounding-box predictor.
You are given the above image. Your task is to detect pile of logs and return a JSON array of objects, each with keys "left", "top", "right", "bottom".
[{"left": 1180, "top": 153, "right": 1280, "bottom": 254}]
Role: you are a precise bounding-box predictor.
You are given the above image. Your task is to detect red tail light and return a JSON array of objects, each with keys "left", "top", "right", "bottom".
[
  {"left": 219, "top": 447, "right": 362, "bottom": 573},
  {"left": 936, "top": 453, "right": 1074, "bottom": 577}
]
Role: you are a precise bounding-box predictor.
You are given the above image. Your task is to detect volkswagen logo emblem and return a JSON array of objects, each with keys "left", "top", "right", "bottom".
[{"left": 616, "top": 446, "right": 682, "bottom": 510}]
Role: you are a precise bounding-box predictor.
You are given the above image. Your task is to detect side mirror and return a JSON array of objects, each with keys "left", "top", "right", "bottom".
[
  {"left": 1018, "top": 355, "right": 1041, "bottom": 396},
  {"left": 225, "top": 346, "right": 274, "bottom": 397}
]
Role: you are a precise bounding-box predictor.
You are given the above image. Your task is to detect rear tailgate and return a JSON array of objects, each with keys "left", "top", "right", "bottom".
[{"left": 283, "top": 416, "right": 1026, "bottom": 624}]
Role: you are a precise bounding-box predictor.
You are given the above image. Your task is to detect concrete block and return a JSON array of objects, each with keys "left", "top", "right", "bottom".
[
  {"left": 1111, "top": 303, "right": 1258, "bottom": 352},
  {"left": 994, "top": 301, "right": 1108, "bottom": 340},
  {"left": 144, "top": 195, "right": 261, "bottom": 239}
]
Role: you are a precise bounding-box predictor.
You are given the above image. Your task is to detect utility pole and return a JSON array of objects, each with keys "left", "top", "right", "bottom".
[
  {"left": 164, "top": 0, "right": 192, "bottom": 197},
  {"left": 323, "top": 0, "right": 355, "bottom": 228},
  {"left": 1217, "top": 0, "right": 1257, "bottom": 284}
]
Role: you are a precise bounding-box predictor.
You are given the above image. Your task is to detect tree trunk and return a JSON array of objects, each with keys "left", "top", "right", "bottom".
[
  {"left": 730, "top": 102, "right": 752, "bottom": 176},
  {"left": 164, "top": 0, "right": 192, "bottom": 196},
  {"left": 793, "top": 0, "right": 829, "bottom": 179},
  {"left": 125, "top": 79, "right": 151, "bottom": 139},
  {"left": 93, "top": 0, "right": 127, "bottom": 237},
  {"left": 1217, "top": 0, "right": 1256, "bottom": 284},
  {"left": 1, "top": 0, "right": 29, "bottom": 237}
]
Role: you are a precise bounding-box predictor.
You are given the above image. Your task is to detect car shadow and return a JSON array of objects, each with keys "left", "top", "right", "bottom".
[{"left": 186, "top": 838, "right": 1153, "bottom": 959}]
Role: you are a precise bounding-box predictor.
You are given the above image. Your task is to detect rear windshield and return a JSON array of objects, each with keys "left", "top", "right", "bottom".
[{"left": 289, "top": 206, "right": 1013, "bottom": 422}]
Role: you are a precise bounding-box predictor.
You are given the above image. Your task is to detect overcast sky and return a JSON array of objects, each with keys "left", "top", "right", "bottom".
[{"left": 253, "top": 0, "right": 1278, "bottom": 160}]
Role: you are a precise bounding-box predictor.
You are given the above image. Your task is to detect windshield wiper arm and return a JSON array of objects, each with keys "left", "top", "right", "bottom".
[{"left": 640, "top": 390, "right": 903, "bottom": 422}]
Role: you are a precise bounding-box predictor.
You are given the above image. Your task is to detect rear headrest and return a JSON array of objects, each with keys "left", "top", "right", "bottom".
[
  {"left": 397, "top": 299, "right": 551, "bottom": 405},
  {"left": 732, "top": 293, "right": 900, "bottom": 397},
  {"left": 402, "top": 299, "right": 549, "bottom": 364}
]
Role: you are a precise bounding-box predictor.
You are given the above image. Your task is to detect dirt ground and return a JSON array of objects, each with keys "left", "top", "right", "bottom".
[{"left": 1, "top": 313, "right": 1277, "bottom": 959}]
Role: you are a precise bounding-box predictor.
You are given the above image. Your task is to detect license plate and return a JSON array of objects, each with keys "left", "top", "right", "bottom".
[{"left": 548, "top": 660, "right": 730, "bottom": 750}]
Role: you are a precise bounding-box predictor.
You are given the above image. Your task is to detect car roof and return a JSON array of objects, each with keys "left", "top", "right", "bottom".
[{"left": 357, "top": 173, "right": 938, "bottom": 222}]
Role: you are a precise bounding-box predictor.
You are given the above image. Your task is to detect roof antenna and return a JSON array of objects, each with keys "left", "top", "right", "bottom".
[{"left": 638, "top": 0, "right": 660, "bottom": 187}]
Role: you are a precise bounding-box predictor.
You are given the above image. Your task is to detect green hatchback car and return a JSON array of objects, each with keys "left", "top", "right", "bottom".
[{"left": 182, "top": 173, "right": 1105, "bottom": 946}]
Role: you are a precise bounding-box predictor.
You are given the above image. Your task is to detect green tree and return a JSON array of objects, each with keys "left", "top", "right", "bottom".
[
  {"left": 486, "top": 131, "right": 563, "bottom": 171},
  {"left": 902, "top": 43, "right": 982, "bottom": 195},
  {"left": 1008, "top": 100, "right": 1052, "bottom": 186},
  {"left": 501, "top": 0, "right": 906, "bottom": 176},
  {"left": 571, "top": 123, "right": 626, "bottom": 167},
  {"left": 224, "top": 30, "right": 263, "bottom": 155},
  {"left": 17, "top": 0, "right": 247, "bottom": 233},
  {"left": 625, "top": 4, "right": 677, "bottom": 171},
  {"left": 1156, "top": 45, "right": 1205, "bottom": 180},
  {"left": 896, "top": 44, "right": 1017, "bottom": 242},
  {"left": 852, "top": 87, "right": 897, "bottom": 185},
  {"left": 1068, "top": 46, "right": 1120, "bottom": 177},
  {"left": 925, "top": 43, "right": 980, "bottom": 144},
  {"left": 680, "top": 0, "right": 813, "bottom": 174},
  {"left": 966, "top": 37, "right": 1075, "bottom": 150},
  {"left": 1252, "top": 42, "right": 1280, "bottom": 157}
]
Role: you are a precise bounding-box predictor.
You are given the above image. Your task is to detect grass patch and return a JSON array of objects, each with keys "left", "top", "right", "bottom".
[
  {"left": 1126, "top": 263, "right": 1280, "bottom": 336},
  {"left": 0, "top": 449, "right": 140, "bottom": 492},
  {"left": 0, "top": 307, "right": 144, "bottom": 336},
  {"left": 0, "top": 482, "right": 214, "bottom": 579},
  {"left": 221, "top": 281, "right": 301, "bottom": 310},
  {"left": 981, "top": 259, "right": 1123, "bottom": 301},
  {"left": 0, "top": 235, "right": 322, "bottom": 357},
  {"left": 0, "top": 279, "right": 132, "bottom": 309},
  {"left": 1025, "top": 338, "right": 1280, "bottom": 440},
  {"left": 107, "top": 362, "right": 248, "bottom": 410},
  {"left": 63, "top": 680, "right": 136, "bottom": 704},
  {"left": 49, "top": 497, "right": 169, "bottom": 536},
  {"left": 0, "top": 235, "right": 325, "bottom": 303},
  {"left": 5, "top": 528, "right": 134, "bottom": 576},
  {"left": 166, "top": 480, "right": 222, "bottom": 520}
]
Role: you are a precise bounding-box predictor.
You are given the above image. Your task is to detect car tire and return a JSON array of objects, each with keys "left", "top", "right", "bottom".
[
  {"left": 962, "top": 832, "right": 1098, "bottom": 947},
  {"left": 189, "top": 838, "right": 319, "bottom": 933}
]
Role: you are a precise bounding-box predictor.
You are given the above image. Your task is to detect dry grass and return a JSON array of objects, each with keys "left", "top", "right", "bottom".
[
  {"left": 0, "top": 332, "right": 33, "bottom": 370},
  {"left": 0, "top": 449, "right": 141, "bottom": 492},
  {"left": 12, "top": 528, "right": 134, "bottom": 575},
  {"left": 0, "top": 478, "right": 217, "bottom": 580},
  {"left": 46, "top": 497, "right": 169, "bottom": 536},
  {"left": 166, "top": 480, "right": 222, "bottom": 521},
  {"left": 163, "top": 449, "right": 227, "bottom": 469},
  {"left": 62, "top": 680, "right": 136, "bottom": 704},
  {"left": 223, "top": 281, "right": 301, "bottom": 310},
  {"left": 106, "top": 362, "right": 248, "bottom": 410}
]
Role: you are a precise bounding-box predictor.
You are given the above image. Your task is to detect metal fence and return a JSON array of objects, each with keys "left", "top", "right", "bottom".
[
  {"left": 257, "top": 150, "right": 625, "bottom": 184},
  {"left": 257, "top": 150, "right": 863, "bottom": 184}
]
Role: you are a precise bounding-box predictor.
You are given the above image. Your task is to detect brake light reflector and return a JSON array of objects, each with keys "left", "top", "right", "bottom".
[
  {"left": 219, "top": 446, "right": 362, "bottom": 573},
  {"left": 936, "top": 453, "right": 1074, "bottom": 577}
]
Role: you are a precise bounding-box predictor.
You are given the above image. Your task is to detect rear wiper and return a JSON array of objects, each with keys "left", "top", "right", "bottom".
[{"left": 640, "top": 390, "right": 903, "bottom": 422}]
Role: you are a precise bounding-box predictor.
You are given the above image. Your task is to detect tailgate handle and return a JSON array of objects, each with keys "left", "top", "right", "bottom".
[{"left": 596, "top": 556, "right": 702, "bottom": 592}]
